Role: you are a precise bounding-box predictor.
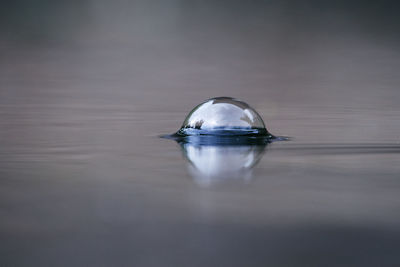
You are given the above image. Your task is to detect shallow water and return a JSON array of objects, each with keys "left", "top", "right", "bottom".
[{"left": 1, "top": 1, "right": 400, "bottom": 266}]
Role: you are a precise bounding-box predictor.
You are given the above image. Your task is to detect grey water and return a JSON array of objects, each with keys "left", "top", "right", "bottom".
[{"left": 1, "top": 1, "right": 400, "bottom": 266}]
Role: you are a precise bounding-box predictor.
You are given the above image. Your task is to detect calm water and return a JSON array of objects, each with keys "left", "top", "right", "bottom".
[{"left": 1, "top": 1, "right": 400, "bottom": 266}]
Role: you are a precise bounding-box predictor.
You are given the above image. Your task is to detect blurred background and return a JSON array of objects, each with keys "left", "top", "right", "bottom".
[{"left": 1, "top": 0, "right": 400, "bottom": 266}]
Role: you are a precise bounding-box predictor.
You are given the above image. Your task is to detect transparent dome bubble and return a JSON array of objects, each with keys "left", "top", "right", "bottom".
[{"left": 177, "top": 97, "right": 271, "bottom": 137}]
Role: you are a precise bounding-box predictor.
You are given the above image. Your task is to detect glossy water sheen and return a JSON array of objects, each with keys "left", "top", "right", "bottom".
[{"left": 1, "top": 1, "right": 400, "bottom": 266}]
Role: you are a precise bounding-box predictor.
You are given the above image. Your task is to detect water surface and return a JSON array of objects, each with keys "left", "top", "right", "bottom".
[{"left": 1, "top": 1, "right": 400, "bottom": 266}]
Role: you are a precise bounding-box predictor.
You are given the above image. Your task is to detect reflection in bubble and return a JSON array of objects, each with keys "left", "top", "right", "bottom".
[{"left": 177, "top": 97, "right": 272, "bottom": 137}]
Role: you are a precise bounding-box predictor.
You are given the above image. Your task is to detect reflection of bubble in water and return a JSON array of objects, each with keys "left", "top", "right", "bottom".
[
  {"left": 180, "top": 143, "right": 266, "bottom": 187},
  {"left": 177, "top": 97, "right": 272, "bottom": 137}
]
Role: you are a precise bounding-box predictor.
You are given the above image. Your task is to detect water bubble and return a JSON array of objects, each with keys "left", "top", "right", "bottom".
[
  {"left": 161, "top": 97, "right": 289, "bottom": 145},
  {"left": 177, "top": 97, "right": 272, "bottom": 137},
  {"left": 160, "top": 97, "right": 289, "bottom": 187}
]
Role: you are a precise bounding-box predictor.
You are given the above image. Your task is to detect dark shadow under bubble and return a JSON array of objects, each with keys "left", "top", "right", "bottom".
[{"left": 161, "top": 132, "right": 289, "bottom": 146}]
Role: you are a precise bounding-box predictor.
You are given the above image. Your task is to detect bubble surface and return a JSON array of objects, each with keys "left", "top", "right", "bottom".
[{"left": 177, "top": 97, "right": 271, "bottom": 137}]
